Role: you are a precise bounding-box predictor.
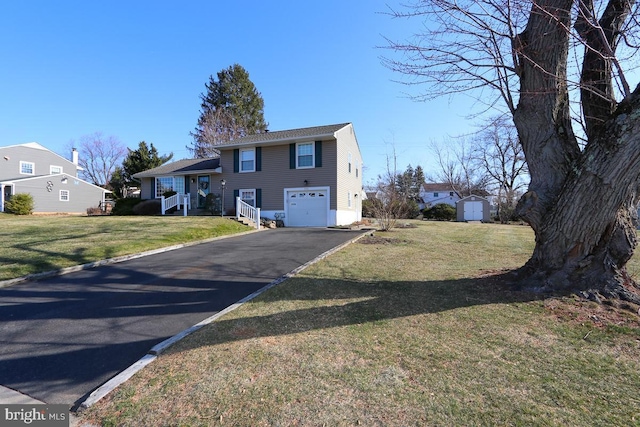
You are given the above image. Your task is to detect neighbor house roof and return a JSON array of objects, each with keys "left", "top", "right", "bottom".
[
  {"left": 216, "top": 123, "right": 352, "bottom": 148},
  {"left": 133, "top": 158, "right": 221, "bottom": 178},
  {"left": 422, "top": 183, "right": 455, "bottom": 192},
  {"left": 0, "top": 172, "right": 111, "bottom": 192}
]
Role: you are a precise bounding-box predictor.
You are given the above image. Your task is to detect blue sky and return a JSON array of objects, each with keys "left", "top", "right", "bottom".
[{"left": 0, "top": 0, "right": 474, "bottom": 185}]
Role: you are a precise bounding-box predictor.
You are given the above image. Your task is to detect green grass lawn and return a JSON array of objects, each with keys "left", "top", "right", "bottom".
[
  {"left": 0, "top": 214, "right": 250, "bottom": 281},
  {"left": 81, "top": 221, "right": 640, "bottom": 426}
]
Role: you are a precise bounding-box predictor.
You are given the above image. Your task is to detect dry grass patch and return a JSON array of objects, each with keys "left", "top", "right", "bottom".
[
  {"left": 82, "top": 221, "right": 640, "bottom": 426},
  {"left": 0, "top": 215, "right": 248, "bottom": 280}
]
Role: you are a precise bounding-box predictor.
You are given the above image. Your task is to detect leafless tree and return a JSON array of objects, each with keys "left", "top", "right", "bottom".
[
  {"left": 429, "top": 138, "right": 490, "bottom": 197},
  {"left": 69, "top": 132, "right": 127, "bottom": 188},
  {"left": 370, "top": 146, "right": 415, "bottom": 230},
  {"left": 475, "top": 116, "right": 529, "bottom": 223},
  {"left": 384, "top": 0, "right": 640, "bottom": 303},
  {"left": 188, "top": 108, "right": 243, "bottom": 158}
]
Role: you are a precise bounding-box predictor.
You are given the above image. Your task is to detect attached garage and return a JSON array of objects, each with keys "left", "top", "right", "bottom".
[
  {"left": 285, "top": 188, "right": 329, "bottom": 227},
  {"left": 456, "top": 195, "right": 491, "bottom": 222}
]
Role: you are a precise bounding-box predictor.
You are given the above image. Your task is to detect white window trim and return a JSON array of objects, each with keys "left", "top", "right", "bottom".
[
  {"left": 240, "top": 148, "right": 256, "bottom": 173},
  {"left": 348, "top": 152, "right": 352, "bottom": 173},
  {"left": 59, "top": 190, "right": 70, "bottom": 201},
  {"left": 239, "top": 188, "right": 256, "bottom": 207},
  {"left": 155, "top": 176, "right": 184, "bottom": 198},
  {"left": 348, "top": 191, "right": 352, "bottom": 208},
  {"left": 20, "top": 161, "right": 35, "bottom": 175},
  {"left": 296, "top": 142, "right": 315, "bottom": 169},
  {"left": 50, "top": 165, "right": 63, "bottom": 174}
]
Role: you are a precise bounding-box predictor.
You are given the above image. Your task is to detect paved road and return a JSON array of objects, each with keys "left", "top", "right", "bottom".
[{"left": 0, "top": 228, "right": 363, "bottom": 407}]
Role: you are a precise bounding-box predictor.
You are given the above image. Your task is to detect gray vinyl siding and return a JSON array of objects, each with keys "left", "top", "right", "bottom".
[
  {"left": 12, "top": 175, "right": 105, "bottom": 214},
  {"left": 219, "top": 140, "right": 338, "bottom": 212},
  {"left": 139, "top": 177, "right": 154, "bottom": 199},
  {"left": 0, "top": 145, "right": 77, "bottom": 181}
]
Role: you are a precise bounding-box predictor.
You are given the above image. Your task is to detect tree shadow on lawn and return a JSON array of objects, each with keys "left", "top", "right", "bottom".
[{"left": 170, "top": 270, "right": 543, "bottom": 352}]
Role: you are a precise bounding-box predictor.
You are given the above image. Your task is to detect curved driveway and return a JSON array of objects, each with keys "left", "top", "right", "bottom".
[{"left": 0, "top": 228, "right": 364, "bottom": 406}]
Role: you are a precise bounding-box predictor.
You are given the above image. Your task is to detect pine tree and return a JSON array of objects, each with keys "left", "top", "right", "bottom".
[
  {"left": 110, "top": 141, "right": 172, "bottom": 198},
  {"left": 189, "top": 64, "right": 268, "bottom": 157}
]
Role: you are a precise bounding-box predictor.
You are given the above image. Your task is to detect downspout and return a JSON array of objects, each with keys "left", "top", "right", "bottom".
[{"left": 0, "top": 184, "right": 4, "bottom": 212}]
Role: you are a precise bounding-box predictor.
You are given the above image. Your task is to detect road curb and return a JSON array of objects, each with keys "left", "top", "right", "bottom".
[
  {"left": 77, "top": 229, "right": 369, "bottom": 412},
  {"left": 0, "top": 228, "right": 261, "bottom": 289}
]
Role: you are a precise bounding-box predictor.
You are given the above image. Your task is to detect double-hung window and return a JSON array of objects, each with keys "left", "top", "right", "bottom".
[
  {"left": 50, "top": 165, "right": 63, "bottom": 174},
  {"left": 20, "top": 161, "right": 34, "bottom": 175},
  {"left": 297, "top": 143, "right": 314, "bottom": 168},
  {"left": 59, "top": 190, "right": 69, "bottom": 201},
  {"left": 240, "top": 148, "right": 255, "bottom": 172}
]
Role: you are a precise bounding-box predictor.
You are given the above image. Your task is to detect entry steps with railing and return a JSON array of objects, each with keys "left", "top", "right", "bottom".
[
  {"left": 236, "top": 197, "right": 260, "bottom": 230},
  {"left": 161, "top": 193, "right": 191, "bottom": 216}
]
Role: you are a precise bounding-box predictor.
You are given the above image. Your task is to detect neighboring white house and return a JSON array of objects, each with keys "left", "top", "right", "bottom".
[{"left": 420, "top": 183, "right": 461, "bottom": 209}]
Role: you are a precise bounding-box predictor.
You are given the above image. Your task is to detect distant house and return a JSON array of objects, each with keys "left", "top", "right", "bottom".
[
  {"left": 420, "top": 183, "right": 460, "bottom": 209},
  {"left": 0, "top": 142, "right": 110, "bottom": 214},
  {"left": 134, "top": 123, "right": 364, "bottom": 227}
]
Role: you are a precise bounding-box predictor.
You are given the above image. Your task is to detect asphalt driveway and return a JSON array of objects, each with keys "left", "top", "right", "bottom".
[{"left": 0, "top": 227, "right": 364, "bottom": 406}]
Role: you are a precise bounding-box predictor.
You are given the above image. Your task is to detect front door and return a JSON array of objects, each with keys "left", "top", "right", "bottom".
[{"left": 197, "top": 176, "right": 210, "bottom": 208}]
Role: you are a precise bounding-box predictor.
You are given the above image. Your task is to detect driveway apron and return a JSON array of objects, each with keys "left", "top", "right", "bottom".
[{"left": 0, "top": 228, "right": 363, "bottom": 406}]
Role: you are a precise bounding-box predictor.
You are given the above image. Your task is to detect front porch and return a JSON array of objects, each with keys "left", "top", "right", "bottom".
[{"left": 161, "top": 193, "right": 260, "bottom": 229}]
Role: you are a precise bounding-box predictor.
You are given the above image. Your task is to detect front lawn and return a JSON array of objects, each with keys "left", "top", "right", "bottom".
[
  {"left": 0, "top": 214, "right": 249, "bottom": 281},
  {"left": 81, "top": 221, "right": 640, "bottom": 426}
]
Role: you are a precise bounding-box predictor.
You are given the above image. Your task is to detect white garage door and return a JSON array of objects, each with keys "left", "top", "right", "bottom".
[
  {"left": 287, "top": 190, "right": 328, "bottom": 227},
  {"left": 464, "top": 201, "right": 483, "bottom": 221}
]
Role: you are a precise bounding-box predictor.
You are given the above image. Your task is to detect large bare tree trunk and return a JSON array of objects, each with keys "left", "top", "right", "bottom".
[{"left": 513, "top": 0, "right": 640, "bottom": 303}]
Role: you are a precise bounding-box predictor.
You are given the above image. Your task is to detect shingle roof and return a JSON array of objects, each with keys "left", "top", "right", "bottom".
[
  {"left": 217, "top": 123, "right": 352, "bottom": 147},
  {"left": 422, "top": 183, "right": 455, "bottom": 192},
  {"left": 133, "top": 157, "right": 220, "bottom": 178}
]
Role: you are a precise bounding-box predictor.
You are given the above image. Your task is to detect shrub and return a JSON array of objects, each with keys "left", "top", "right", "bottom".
[
  {"left": 5, "top": 193, "right": 34, "bottom": 215},
  {"left": 362, "top": 198, "right": 380, "bottom": 218},
  {"left": 86, "top": 206, "right": 104, "bottom": 216},
  {"left": 423, "top": 203, "right": 456, "bottom": 221},
  {"left": 133, "top": 199, "right": 161, "bottom": 215},
  {"left": 112, "top": 197, "right": 143, "bottom": 215},
  {"left": 404, "top": 200, "right": 421, "bottom": 219},
  {"left": 205, "top": 193, "right": 221, "bottom": 215}
]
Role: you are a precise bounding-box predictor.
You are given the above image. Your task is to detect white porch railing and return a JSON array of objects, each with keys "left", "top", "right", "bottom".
[
  {"left": 161, "top": 193, "right": 191, "bottom": 216},
  {"left": 236, "top": 197, "right": 261, "bottom": 230}
]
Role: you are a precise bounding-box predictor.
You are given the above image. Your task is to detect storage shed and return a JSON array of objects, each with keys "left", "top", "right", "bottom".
[{"left": 456, "top": 195, "right": 491, "bottom": 222}]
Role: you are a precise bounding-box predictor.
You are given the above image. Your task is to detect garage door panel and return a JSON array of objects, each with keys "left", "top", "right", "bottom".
[{"left": 287, "top": 190, "right": 328, "bottom": 227}]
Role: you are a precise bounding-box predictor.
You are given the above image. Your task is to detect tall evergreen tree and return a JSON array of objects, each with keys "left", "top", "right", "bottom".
[
  {"left": 396, "top": 165, "right": 426, "bottom": 202},
  {"left": 189, "top": 64, "right": 268, "bottom": 157},
  {"left": 110, "top": 141, "right": 173, "bottom": 197}
]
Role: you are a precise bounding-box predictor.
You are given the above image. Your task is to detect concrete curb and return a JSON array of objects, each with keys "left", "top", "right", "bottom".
[
  {"left": 77, "top": 229, "right": 368, "bottom": 411},
  {"left": 0, "top": 228, "right": 261, "bottom": 289}
]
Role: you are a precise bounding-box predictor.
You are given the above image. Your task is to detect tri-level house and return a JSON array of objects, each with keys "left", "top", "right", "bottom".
[
  {"left": 133, "top": 123, "right": 364, "bottom": 227},
  {"left": 0, "top": 142, "right": 110, "bottom": 214}
]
